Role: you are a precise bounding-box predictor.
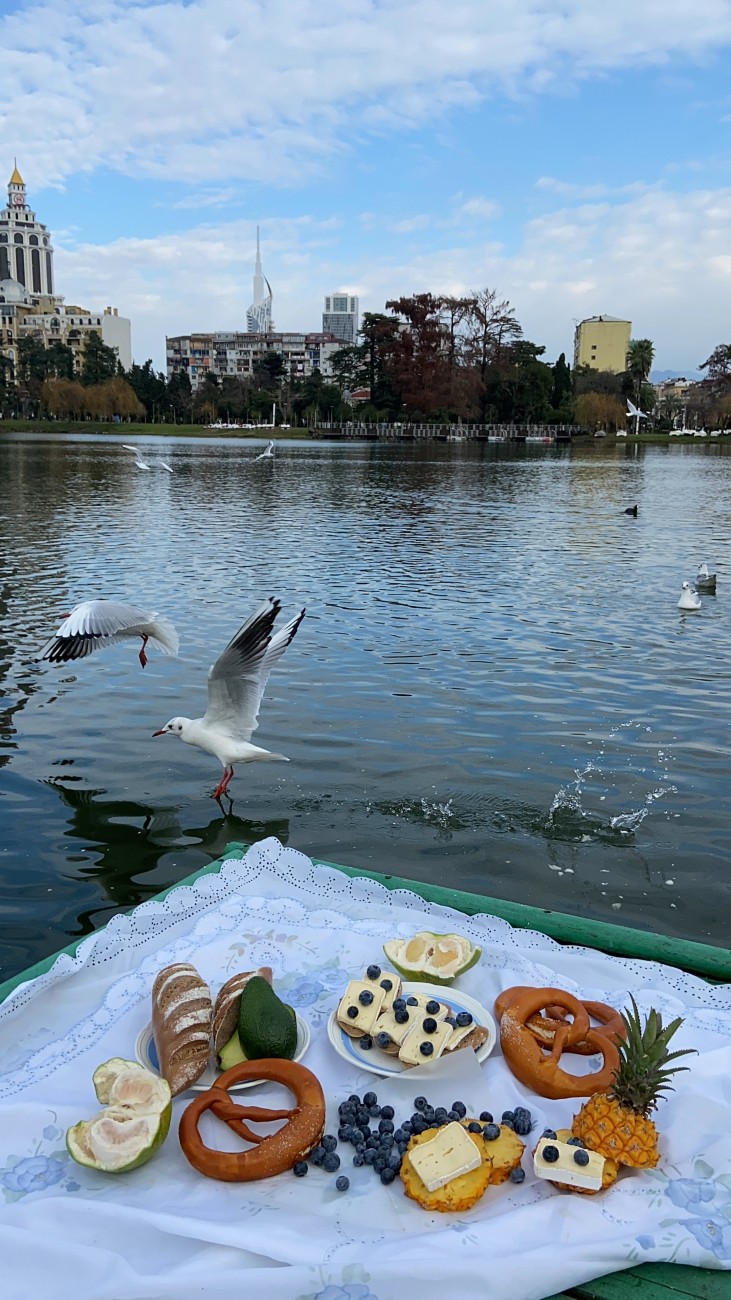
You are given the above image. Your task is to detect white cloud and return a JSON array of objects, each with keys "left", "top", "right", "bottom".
[
  {"left": 54, "top": 186, "right": 731, "bottom": 375},
  {"left": 2, "top": 0, "right": 731, "bottom": 187}
]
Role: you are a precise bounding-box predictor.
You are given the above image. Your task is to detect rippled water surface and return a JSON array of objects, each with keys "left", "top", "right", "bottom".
[{"left": 2, "top": 432, "right": 731, "bottom": 979}]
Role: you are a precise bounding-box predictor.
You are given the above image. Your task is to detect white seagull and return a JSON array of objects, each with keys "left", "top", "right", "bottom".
[
  {"left": 153, "top": 597, "right": 305, "bottom": 800},
  {"left": 678, "top": 582, "right": 702, "bottom": 612},
  {"left": 695, "top": 563, "right": 717, "bottom": 593},
  {"left": 42, "top": 600, "right": 180, "bottom": 668},
  {"left": 254, "top": 441, "right": 275, "bottom": 460},
  {"left": 122, "top": 444, "right": 173, "bottom": 472}
]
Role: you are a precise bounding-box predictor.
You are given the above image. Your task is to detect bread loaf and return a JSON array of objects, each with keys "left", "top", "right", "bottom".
[
  {"left": 212, "top": 967, "right": 273, "bottom": 1054},
  {"left": 151, "top": 962, "right": 213, "bottom": 1096}
]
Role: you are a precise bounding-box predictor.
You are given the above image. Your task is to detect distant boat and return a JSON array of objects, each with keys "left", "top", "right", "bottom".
[{"left": 525, "top": 434, "right": 555, "bottom": 444}]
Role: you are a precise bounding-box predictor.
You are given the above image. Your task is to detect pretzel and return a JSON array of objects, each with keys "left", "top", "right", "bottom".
[
  {"left": 495, "top": 987, "right": 621, "bottom": 1100},
  {"left": 178, "top": 1058, "right": 326, "bottom": 1181},
  {"left": 494, "top": 986, "right": 625, "bottom": 1055}
]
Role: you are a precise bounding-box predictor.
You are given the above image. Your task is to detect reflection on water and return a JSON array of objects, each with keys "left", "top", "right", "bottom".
[{"left": 2, "top": 431, "right": 731, "bottom": 977}]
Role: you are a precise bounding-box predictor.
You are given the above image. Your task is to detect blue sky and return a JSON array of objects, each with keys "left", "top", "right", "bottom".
[{"left": 2, "top": 0, "right": 731, "bottom": 373}]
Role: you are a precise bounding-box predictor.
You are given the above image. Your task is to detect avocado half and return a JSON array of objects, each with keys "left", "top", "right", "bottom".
[{"left": 382, "top": 931, "right": 481, "bottom": 985}]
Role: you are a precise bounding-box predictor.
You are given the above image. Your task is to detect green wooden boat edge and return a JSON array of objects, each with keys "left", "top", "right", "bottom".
[
  {"left": 0, "top": 843, "right": 728, "bottom": 1297},
  {"left": 1, "top": 840, "right": 730, "bottom": 1007}
]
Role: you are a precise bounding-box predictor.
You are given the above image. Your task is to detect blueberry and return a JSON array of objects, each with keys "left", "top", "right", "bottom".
[
  {"left": 412, "top": 1118, "right": 427, "bottom": 1134},
  {"left": 467, "top": 1121, "right": 482, "bottom": 1133},
  {"left": 573, "top": 1149, "right": 590, "bottom": 1167},
  {"left": 352, "top": 1153, "right": 366, "bottom": 1168},
  {"left": 363, "top": 1149, "right": 377, "bottom": 1165},
  {"left": 422, "top": 1106, "right": 435, "bottom": 1123},
  {"left": 434, "top": 1107, "right": 449, "bottom": 1123},
  {"left": 542, "top": 1145, "right": 559, "bottom": 1164},
  {"left": 422, "top": 1017, "right": 438, "bottom": 1034},
  {"left": 567, "top": 1137, "right": 586, "bottom": 1148},
  {"left": 394, "top": 1009, "right": 409, "bottom": 1024},
  {"left": 338, "top": 1126, "right": 351, "bottom": 1141},
  {"left": 322, "top": 1152, "right": 341, "bottom": 1172},
  {"left": 321, "top": 1134, "right": 337, "bottom": 1152},
  {"left": 380, "top": 978, "right": 393, "bottom": 992},
  {"left": 335, "top": 1175, "right": 350, "bottom": 1191},
  {"left": 387, "top": 1150, "right": 402, "bottom": 1169},
  {"left": 380, "top": 1167, "right": 396, "bottom": 1184},
  {"left": 363, "top": 1091, "right": 377, "bottom": 1107},
  {"left": 392, "top": 998, "right": 406, "bottom": 1012},
  {"left": 400, "top": 1120, "right": 413, "bottom": 1135},
  {"left": 338, "top": 1102, "right": 354, "bottom": 1116},
  {"left": 348, "top": 1093, "right": 361, "bottom": 1105},
  {"left": 366, "top": 964, "right": 381, "bottom": 980},
  {"left": 501, "top": 1110, "right": 515, "bottom": 1124},
  {"left": 542, "top": 1128, "right": 557, "bottom": 1140},
  {"left": 406, "top": 996, "right": 419, "bottom": 1006},
  {"left": 378, "top": 1119, "right": 394, "bottom": 1134},
  {"left": 293, "top": 1161, "right": 308, "bottom": 1177},
  {"left": 479, "top": 1111, "right": 493, "bottom": 1123},
  {"left": 366, "top": 1135, "right": 379, "bottom": 1149},
  {"left": 455, "top": 1011, "right": 473, "bottom": 1027},
  {"left": 373, "top": 1157, "right": 386, "bottom": 1173},
  {"left": 375, "top": 1032, "right": 391, "bottom": 1049},
  {"left": 346, "top": 1006, "right": 359, "bottom": 1019},
  {"left": 310, "top": 1145, "right": 326, "bottom": 1166},
  {"left": 451, "top": 1101, "right": 467, "bottom": 1118},
  {"left": 483, "top": 1124, "right": 500, "bottom": 1141},
  {"left": 359, "top": 1035, "right": 373, "bottom": 1050},
  {"left": 381, "top": 1106, "right": 395, "bottom": 1121},
  {"left": 509, "top": 1167, "right": 526, "bottom": 1184},
  {"left": 356, "top": 1107, "right": 370, "bottom": 1123},
  {"left": 425, "top": 1000, "right": 440, "bottom": 1014},
  {"left": 359, "top": 990, "right": 374, "bottom": 1006},
  {"left": 419, "top": 1041, "right": 434, "bottom": 1056},
  {"left": 512, "top": 1114, "right": 533, "bottom": 1136},
  {"left": 445, "top": 1016, "right": 457, "bottom": 1028},
  {"left": 369, "top": 1104, "right": 382, "bottom": 1118},
  {"left": 447, "top": 1109, "right": 461, "bottom": 1122},
  {"left": 393, "top": 1128, "right": 406, "bottom": 1143},
  {"left": 413, "top": 1096, "right": 427, "bottom": 1111}
]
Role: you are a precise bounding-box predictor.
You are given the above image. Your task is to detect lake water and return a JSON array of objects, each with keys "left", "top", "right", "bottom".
[{"left": 1, "top": 431, "right": 730, "bottom": 981}]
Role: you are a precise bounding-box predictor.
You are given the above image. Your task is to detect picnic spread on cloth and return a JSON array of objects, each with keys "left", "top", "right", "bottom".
[{"left": 0, "top": 837, "right": 729, "bottom": 1300}]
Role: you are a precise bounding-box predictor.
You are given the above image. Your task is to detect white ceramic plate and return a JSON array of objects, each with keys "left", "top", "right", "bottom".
[
  {"left": 327, "top": 981, "right": 496, "bottom": 1077},
  {"left": 135, "top": 1013, "right": 311, "bottom": 1092}
]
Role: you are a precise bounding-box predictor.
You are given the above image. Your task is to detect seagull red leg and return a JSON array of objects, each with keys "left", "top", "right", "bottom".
[
  {"left": 212, "top": 767, "right": 233, "bottom": 800},
  {"left": 139, "top": 634, "right": 149, "bottom": 668}
]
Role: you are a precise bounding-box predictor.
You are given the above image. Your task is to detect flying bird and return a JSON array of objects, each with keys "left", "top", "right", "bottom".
[
  {"left": 42, "top": 600, "right": 180, "bottom": 668},
  {"left": 254, "top": 441, "right": 275, "bottom": 460},
  {"left": 122, "top": 444, "right": 173, "bottom": 472},
  {"left": 153, "top": 597, "right": 305, "bottom": 800},
  {"left": 626, "top": 400, "right": 649, "bottom": 420}
]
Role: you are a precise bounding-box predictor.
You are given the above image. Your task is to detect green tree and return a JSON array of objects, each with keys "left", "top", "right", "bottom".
[
  {"left": 626, "top": 338, "right": 655, "bottom": 405},
  {"left": 127, "top": 360, "right": 167, "bottom": 421},
  {"left": 167, "top": 369, "right": 192, "bottom": 423},
  {"left": 46, "top": 341, "right": 75, "bottom": 380},
  {"left": 462, "top": 288, "right": 523, "bottom": 421},
  {"left": 550, "top": 352, "right": 572, "bottom": 410},
  {"left": 252, "top": 352, "right": 285, "bottom": 390},
  {"left": 359, "top": 312, "right": 402, "bottom": 415},
  {"left": 80, "top": 331, "right": 119, "bottom": 386}
]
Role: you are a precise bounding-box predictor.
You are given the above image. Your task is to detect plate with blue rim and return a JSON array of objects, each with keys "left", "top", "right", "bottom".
[
  {"left": 135, "top": 1012, "right": 311, "bottom": 1092},
  {"left": 326, "top": 981, "right": 496, "bottom": 1077}
]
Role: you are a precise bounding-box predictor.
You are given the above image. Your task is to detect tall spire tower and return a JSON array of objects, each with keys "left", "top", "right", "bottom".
[
  {"left": 1, "top": 162, "right": 55, "bottom": 294},
  {"left": 246, "top": 226, "right": 273, "bottom": 334}
]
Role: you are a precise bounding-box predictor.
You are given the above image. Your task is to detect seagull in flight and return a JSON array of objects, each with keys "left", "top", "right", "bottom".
[
  {"left": 42, "top": 600, "right": 180, "bottom": 668},
  {"left": 153, "top": 597, "right": 305, "bottom": 800},
  {"left": 254, "top": 441, "right": 275, "bottom": 460},
  {"left": 122, "top": 444, "right": 173, "bottom": 472},
  {"left": 626, "top": 400, "right": 649, "bottom": 420}
]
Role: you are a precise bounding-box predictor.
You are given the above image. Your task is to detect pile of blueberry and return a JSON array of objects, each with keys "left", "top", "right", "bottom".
[{"left": 293, "top": 1092, "right": 534, "bottom": 1191}]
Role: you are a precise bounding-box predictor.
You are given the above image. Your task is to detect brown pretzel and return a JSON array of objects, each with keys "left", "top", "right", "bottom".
[
  {"left": 179, "top": 1058, "right": 326, "bottom": 1181},
  {"left": 494, "top": 987, "right": 625, "bottom": 1055},
  {"left": 495, "top": 987, "right": 620, "bottom": 1100}
]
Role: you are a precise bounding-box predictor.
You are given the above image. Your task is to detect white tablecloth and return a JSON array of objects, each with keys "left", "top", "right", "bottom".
[{"left": 0, "top": 838, "right": 730, "bottom": 1300}]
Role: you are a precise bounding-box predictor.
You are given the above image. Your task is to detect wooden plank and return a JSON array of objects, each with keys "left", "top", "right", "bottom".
[{"left": 566, "top": 1261, "right": 727, "bottom": 1298}]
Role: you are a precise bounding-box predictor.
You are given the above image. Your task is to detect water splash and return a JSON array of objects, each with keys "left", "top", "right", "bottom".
[{"left": 545, "top": 736, "right": 678, "bottom": 842}]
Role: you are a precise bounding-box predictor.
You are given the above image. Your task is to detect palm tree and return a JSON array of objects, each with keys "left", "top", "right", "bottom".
[{"left": 626, "top": 338, "right": 655, "bottom": 406}]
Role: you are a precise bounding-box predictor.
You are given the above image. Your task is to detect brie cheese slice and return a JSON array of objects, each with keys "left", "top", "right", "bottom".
[
  {"left": 409, "top": 1121, "right": 482, "bottom": 1192},
  {"left": 533, "top": 1137, "right": 605, "bottom": 1191}
]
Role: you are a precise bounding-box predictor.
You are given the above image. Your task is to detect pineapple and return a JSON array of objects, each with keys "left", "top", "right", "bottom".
[{"left": 571, "top": 995, "right": 695, "bottom": 1168}]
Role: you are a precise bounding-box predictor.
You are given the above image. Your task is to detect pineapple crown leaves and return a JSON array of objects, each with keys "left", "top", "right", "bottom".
[{"left": 612, "top": 995, "right": 697, "bottom": 1115}]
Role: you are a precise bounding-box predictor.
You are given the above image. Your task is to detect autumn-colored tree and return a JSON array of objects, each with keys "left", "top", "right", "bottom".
[
  {"left": 461, "top": 288, "right": 523, "bottom": 420},
  {"left": 574, "top": 392, "right": 627, "bottom": 432},
  {"left": 385, "top": 293, "right": 452, "bottom": 418}
]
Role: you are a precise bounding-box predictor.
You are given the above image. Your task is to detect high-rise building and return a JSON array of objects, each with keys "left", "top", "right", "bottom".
[
  {"left": 0, "top": 162, "right": 132, "bottom": 373},
  {"left": 246, "top": 226, "right": 273, "bottom": 334},
  {"left": 573, "top": 315, "right": 631, "bottom": 374},
  {"left": 322, "top": 292, "right": 359, "bottom": 345}
]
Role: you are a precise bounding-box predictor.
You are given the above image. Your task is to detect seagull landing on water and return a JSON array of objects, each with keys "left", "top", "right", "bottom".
[
  {"left": 254, "top": 441, "right": 274, "bottom": 460},
  {"left": 152, "top": 597, "right": 305, "bottom": 801},
  {"left": 122, "top": 444, "right": 173, "bottom": 472},
  {"left": 42, "top": 600, "right": 180, "bottom": 667}
]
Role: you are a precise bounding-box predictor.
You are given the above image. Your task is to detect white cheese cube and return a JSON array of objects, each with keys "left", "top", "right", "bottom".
[
  {"left": 409, "top": 1121, "right": 483, "bottom": 1192},
  {"left": 533, "top": 1137, "right": 605, "bottom": 1191}
]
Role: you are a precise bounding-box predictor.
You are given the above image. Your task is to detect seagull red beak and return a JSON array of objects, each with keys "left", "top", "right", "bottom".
[{"left": 152, "top": 728, "right": 167, "bottom": 736}]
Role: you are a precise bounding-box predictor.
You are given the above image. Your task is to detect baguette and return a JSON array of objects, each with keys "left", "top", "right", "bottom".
[
  {"left": 151, "top": 962, "right": 213, "bottom": 1096},
  {"left": 212, "top": 967, "right": 273, "bottom": 1055}
]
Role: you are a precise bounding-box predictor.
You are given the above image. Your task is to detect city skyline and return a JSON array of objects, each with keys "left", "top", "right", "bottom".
[{"left": 2, "top": 2, "right": 731, "bottom": 373}]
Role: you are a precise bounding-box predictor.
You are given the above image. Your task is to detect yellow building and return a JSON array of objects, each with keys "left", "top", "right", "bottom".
[{"left": 573, "top": 316, "right": 631, "bottom": 374}]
